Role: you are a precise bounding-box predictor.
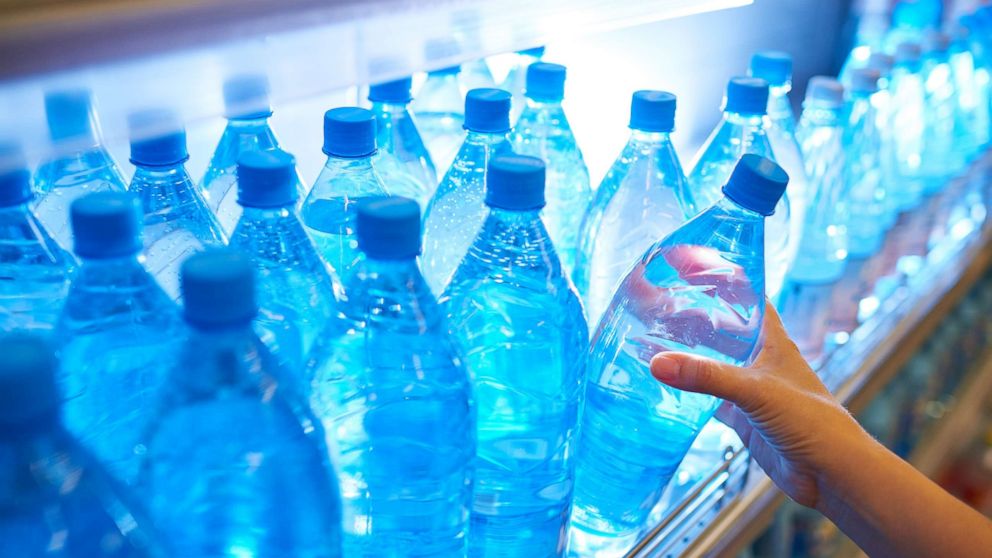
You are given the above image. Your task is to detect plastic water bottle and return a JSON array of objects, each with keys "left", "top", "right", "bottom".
[
  {"left": 889, "top": 42, "right": 927, "bottom": 211},
  {"left": 749, "top": 51, "right": 811, "bottom": 236},
  {"left": 865, "top": 53, "right": 902, "bottom": 229},
  {"left": 501, "top": 46, "right": 546, "bottom": 123},
  {"left": 568, "top": 155, "right": 787, "bottom": 555},
  {"left": 369, "top": 77, "right": 438, "bottom": 208},
  {"left": 230, "top": 149, "right": 340, "bottom": 377},
  {"left": 440, "top": 155, "right": 587, "bottom": 557},
  {"left": 949, "top": 25, "right": 991, "bottom": 156},
  {"left": 575, "top": 91, "right": 692, "bottom": 325},
  {"left": 790, "top": 77, "right": 849, "bottom": 284},
  {"left": 307, "top": 197, "right": 474, "bottom": 557},
  {"left": 127, "top": 109, "right": 226, "bottom": 300},
  {"left": 921, "top": 33, "right": 966, "bottom": 191},
  {"left": 0, "top": 147, "right": 75, "bottom": 333},
  {"left": 301, "top": 107, "right": 389, "bottom": 279},
  {"left": 422, "top": 88, "right": 513, "bottom": 295},
  {"left": 34, "top": 90, "right": 126, "bottom": 249},
  {"left": 142, "top": 250, "right": 343, "bottom": 557},
  {"left": 200, "top": 75, "right": 307, "bottom": 234},
  {"left": 0, "top": 334, "right": 169, "bottom": 558},
  {"left": 958, "top": 15, "right": 992, "bottom": 151},
  {"left": 413, "top": 65, "right": 467, "bottom": 177},
  {"left": 511, "top": 63, "right": 591, "bottom": 276},
  {"left": 55, "top": 192, "right": 183, "bottom": 485},
  {"left": 685, "top": 77, "right": 795, "bottom": 300},
  {"left": 844, "top": 69, "right": 889, "bottom": 259}
]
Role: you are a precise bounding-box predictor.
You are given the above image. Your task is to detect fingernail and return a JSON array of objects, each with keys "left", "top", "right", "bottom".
[{"left": 651, "top": 354, "right": 680, "bottom": 383}]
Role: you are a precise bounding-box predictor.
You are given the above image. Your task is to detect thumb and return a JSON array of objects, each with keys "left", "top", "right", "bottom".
[{"left": 650, "top": 352, "right": 752, "bottom": 406}]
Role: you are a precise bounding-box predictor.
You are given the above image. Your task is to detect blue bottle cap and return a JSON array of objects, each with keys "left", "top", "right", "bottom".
[
  {"left": 180, "top": 250, "right": 257, "bottom": 329},
  {"left": 368, "top": 77, "right": 414, "bottom": 104},
  {"left": 44, "top": 89, "right": 96, "bottom": 143},
  {"left": 128, "top": 109, "right": 189, "bottom": 167},
  {"left": 749, "top": 51, "right": 793, "bottom": 86},
  {"left": 525, "top": 62, "right": 567, "bottom": 102},
  {"left": 721, "top": 154, "right": 789, "bottom": 216},
  {"left": 70, "top": 192, "right": 143, "bottom": 259},
  {"left": 804, "top": 76, "right": 845, "bottom": 108},
  {"left": 0, "top": 334, "right": 60, "bottom": 430},
  {"left": 323, "top": 107, "right": 377, "bottom": 158},
  {"left": 0, "top": 142, "right": 32, "bottom": 207},
  {"left": 849, "top": 68, "right": 881, "bottom": 94},
  {"left": 895, "top": 41, "right": 922, "bottom": 64},
  {"left": 867, "top": 53, "right": 895, "bottom": 75},
  {"left": 237, "top": 149, "right": 298, "bottom": 208},
  {"left": 223, "top": 74, "right": 273, "bottom": 120},
  {"left": 485, "top": 154, "right": 546, "bottom": 211},
  {"left": 724, "top": 77, "right": 769, "bottom": 116},
  {"left": 518, "top": 46, "right": 546, "bottom": 58},
  {"left": 629, "top": 90, "right": 676, "bottom": 133},
  {"left": 356, "top": 196, "right": 421, "bottom": 259},
  {"left": 464, "top": 88, "right": 512, "bottom": 133}
]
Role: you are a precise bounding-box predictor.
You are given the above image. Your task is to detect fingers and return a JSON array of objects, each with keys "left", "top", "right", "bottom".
[
  {"left": 650, "top": 352, "right": 753, "bottom": 405},
  {"left": 753, "top": 301, "right": 801, "bottom": 368}
]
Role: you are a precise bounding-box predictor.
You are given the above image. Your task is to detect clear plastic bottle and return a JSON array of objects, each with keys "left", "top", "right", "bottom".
[
  {"left": 510, "top": 63, "right": 591, "bottom": 276},
  {"left": 501, "top": 46, "right": 546, "bottom": 123},
  {"left": 369, "top": 77, "right": 438, "bottom": 208},
  {"left": 301, "top": 107, "right": 389, "bottom": 280},
  {"left": 413, "top": 65, "right": 467, "bottom": 177},
  {"left": 422, "top": 88, "right": 513, "bottom": 295},
  {"left": 127, "top": 109, "right": 226, "bottom": 300},
  {"left": 888, "top": 42, "right": 928, "bottom": 211},
  {"left": 865, "top": 53, "right": 901, "bottom": 229},
  {"left": 33, "top": 90, "right": 126, "bottom": 249},
  {"left": 844, "top": 69, "right": 889, "bottom": 259},
  {"left": 920, "top": 32, "right": 966, "bottom": 192},
  {"left": 199, "top": 74, "right": 307, "bottom": 234},
  {"left": 230, "top": 149, "right": 340, "bottom": 379},
  {"left": 0, "top": 333, "right": 169, "bottom": 558},
  {"left": 574, "top": 91, "right": 692, "bottom": 326},
  {"left": 685, "top": 77, "right": 795, "bottom": 301},
  {"left": 440, "top": 156, "right": 587, "bottom": 557},
  {"left": 55, "top": 192, "right": 183, "bottom": 485},
  {"left": 959, "top": 14, "right": 992, "bottom": 152},
  {"left": 143, "top": 250, "right": 343, "bottom": 557},
  {"left": 307, "top": 197, "right": 474, "bottom": 557},
  {"left": 790, "top": 77, "right": 849, "bottom": 284},
  {"left": 0, "top": 146, "right": 75, "bottom": 333},
  {"left": 568, "top": 155, "right": 787, "bottom": 555},
  {"left": 949, "top": 25, "right": 991, "bottom": 157}
]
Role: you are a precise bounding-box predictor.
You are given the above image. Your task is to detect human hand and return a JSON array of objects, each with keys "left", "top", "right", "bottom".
[{"left": 649, "top": 301, "right": 866, "bottom": 509}]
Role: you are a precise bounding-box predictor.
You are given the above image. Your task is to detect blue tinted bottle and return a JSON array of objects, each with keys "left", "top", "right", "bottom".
[
  {"left": 844, "top": 69, "right": 889, "bottom": 258},
  {"left": 0, "top": 334, "right": 168, "bottom": 558},
  {"left": 575, "top": 91, "right": 691, "bottom": 325},
  {"left": 231, "top": 149, "right": 340, "bottom": 376},
  {"left": 369, "top": 77, "right": 439, "bottom": 208},
  {"left": 441, "top": 155, "right": 587, "bottom": 557},
  {"left": 511, "top": 63, "right": 591, "bottom": 276},
  {"left": 0, "top": 147, "right": 75, "bottom": 333},
  {"left": 412, "top": 65, "right": 467, "bottom": 177},
  {"left": 127, "top": 109, "right": 226, "bottom": 300},
  {"left": 921, "top": 33, "right": 966, "bottom": 191},
  {"left": 34, "top": 90, "right": 127, "bottom": 249},
  {"left": 142, "top": 250, "right": 342, "bottom": 557},
  {"left": 307, "top": 197, "right": 475, "bottom": 557},
  {"left": 422, "top": 88, "right": 513, "bottom": 295},
  {"left": 200, "top": 75, "right": 307, "bottom": 233},
  {"left": 569, "top": 155, "right": 787, "bottom": 555},
  {"left": 55, "top": 193, "right": 183, "bottom": 486},
  {"left": 301, "top": 107, "right": 389, "bottom": 279},
  {"left": 889, "top": 42, "right": 927, "bottom": 211}
]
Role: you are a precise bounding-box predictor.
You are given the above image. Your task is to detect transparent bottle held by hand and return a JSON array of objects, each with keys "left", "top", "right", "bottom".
[
  {"left": 199, "top": 75, "right": 307, "bottom": 234},
  {"left": 568, "top": 155, "right": 787, "bottom": 556},
  {"left": 0, "top": 145, "right": 75, "bottom": 333},
  {"left": 126, "top": 109, "right": 226, "bottom": 300},
  {"left": 307, "top": 197, "right": 474, "bottom": 557},
  {"left": 142, "top": 251, "right": 343, "bottom": 558},
  {"left": 575, "top": 91, "right": 692, "bottom": 326},
  {"left": 511, "top": 63, "right": 591, "bottom": 276},
  {"left": 422, "top": 88, "right": 513, "bottom": 296},
  {"left": 686, "top": 77, "right": 795, "bottom": 301},
  {"left": 34, "top": 90, "right": 126, "bottom": 249},
  {"left": 441, "top": 156, "right": 587, "bottom": 558},
  {"left": 0, "top": 334, "right": 169, "bottom": 558}
]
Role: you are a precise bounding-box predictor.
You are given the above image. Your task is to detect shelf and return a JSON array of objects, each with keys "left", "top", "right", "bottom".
[{"left": 630, "top": 153, "right": 992, "bottom": 557}]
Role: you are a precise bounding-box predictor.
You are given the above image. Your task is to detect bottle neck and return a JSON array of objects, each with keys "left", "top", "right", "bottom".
[
  {"left": 323, "top": 154, "right": 376, "bottom": 172},
  {"left": 799, "top": 103, "right": 844, "bottom": 127},
  {"left": 487, "top": 207, "right": 543, "bottom": 224},
  {"left": 238, "top": 205, "right": 296, "bottom": 223},
  {"left": 227, "top": 116, "right": 271, "bottom": 131},
  {"left": 714, "top": 195, "right": 765, "bottom": 222},
  {"left": 463, "top": 129, "right": 509, "bottom": 146},
  {"left": 629, "top": 129, "right": 673, "bottom": 146},
  {"left": 371, "top": 101, "right": 411, "bottom": 117},
  {"left": 130, "top": 162, "right": 190, "bottom": 184},
  {"left": 724, "top": 111, "right": 767, "bottom": 128},
  {"left": 524, "top": 97, "right": 563, "bottom": 110}
]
